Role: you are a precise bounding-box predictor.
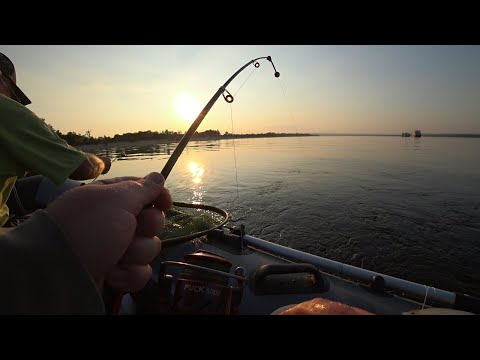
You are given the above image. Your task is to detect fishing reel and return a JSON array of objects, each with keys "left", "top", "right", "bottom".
[{"left": 146, "top": 250, "right": 247, "bottom": 315}]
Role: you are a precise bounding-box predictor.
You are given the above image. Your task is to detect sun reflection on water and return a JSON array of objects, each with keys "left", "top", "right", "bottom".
[
  {"left": 189, "top": 162, "right": 205, "bottom": 184},
  {"left": 188, "top": 162, "right": 205, "bottom": 203}
]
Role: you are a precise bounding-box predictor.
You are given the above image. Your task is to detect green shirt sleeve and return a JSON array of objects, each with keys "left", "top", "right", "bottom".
[{"left": 0, "top": 96, "right": 87, "bottom": 185}]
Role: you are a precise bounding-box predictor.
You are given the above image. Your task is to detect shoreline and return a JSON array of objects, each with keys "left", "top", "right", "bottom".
[
  {"left": 76, "top": 133, "right": 315, "bottom": 152},
  {"left": 76, "top": 132, "right": 480, "bottom": 153},
  {"left": 77, "top": 138, "right": 174, "bottom": 152}
]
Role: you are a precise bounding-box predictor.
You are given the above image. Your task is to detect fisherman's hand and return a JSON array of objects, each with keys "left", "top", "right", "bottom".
[
  {"left": 277, "top": 297, "right": 374, "bottom": 315},
  {"left": 100, "top": 156, "right": 112, "bottom": 174},
  {"left": 46, "top": 172, "right": 173, "bottom": 293}
]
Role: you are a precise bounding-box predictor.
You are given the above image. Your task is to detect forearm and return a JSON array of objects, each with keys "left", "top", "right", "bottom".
[{"left": 0, "top": 210, "right": 105, "bottom": 314}]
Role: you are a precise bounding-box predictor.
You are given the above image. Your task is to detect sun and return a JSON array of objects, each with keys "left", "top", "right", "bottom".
[{"left": 174, "top": 94, "right": 201, "bottom": 122}]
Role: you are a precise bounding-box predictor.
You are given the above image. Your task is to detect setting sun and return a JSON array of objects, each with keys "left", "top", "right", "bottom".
[{"left": 174, "top": 94, "right": 202, "bottom": 122}]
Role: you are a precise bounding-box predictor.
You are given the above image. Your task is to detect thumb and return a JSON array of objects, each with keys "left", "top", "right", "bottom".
[
  {"left": 115, "top": 172, "right": 166, "bottom": 214},
  {"left": 144, "top": 172, "right": 166, "bottom": 186}
]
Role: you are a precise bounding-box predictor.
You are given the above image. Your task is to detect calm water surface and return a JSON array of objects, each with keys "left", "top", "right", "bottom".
[{"left": 90, "top": 136, "right": 480, "bottom": 297}]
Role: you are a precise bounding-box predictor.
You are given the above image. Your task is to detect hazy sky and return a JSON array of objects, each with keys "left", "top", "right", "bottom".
[{"left": 2, "top": 45, "right": 480, "bottom": 136}]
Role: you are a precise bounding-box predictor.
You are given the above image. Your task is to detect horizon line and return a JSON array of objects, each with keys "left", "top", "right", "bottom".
[{"left": 312, "top": 132, "right": 480, "bottom": 136}]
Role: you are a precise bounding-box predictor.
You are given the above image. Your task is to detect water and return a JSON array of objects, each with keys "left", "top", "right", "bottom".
[{"left": 86, "top": 136, "right": 480, "bottom": 298}]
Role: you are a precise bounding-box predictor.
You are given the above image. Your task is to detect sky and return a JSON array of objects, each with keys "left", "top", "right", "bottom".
[{"left": 2, "top": 45, "right": 480, "bottom": 137}]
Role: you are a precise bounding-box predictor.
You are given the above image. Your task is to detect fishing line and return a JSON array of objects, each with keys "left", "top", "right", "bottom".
[
  {"left": 218, "top": 63, "right": 258, "bottom": 223},
  {"left": 226, "top": 62, "right": 263, "bottom": 222},
  {"left": 233, "top": 66, "right": 258, "bottom": 97},
  {"left": 229, "top": 103, "right": 241, "bottom": 214},
  {"left": 278, "top": 77, "right": 297, "bottom": 126}
]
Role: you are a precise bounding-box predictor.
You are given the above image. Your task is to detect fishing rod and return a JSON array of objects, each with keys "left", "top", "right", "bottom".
[
  {"left": 161, "top": 56, "right": 280, "bottom": 180},
  {"left": 110, "top": 56, "right": 280, "bottom": 315}
]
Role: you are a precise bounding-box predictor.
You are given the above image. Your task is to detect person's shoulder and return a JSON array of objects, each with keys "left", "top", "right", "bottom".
[{"left": 0, "top": 94, "right": 40, "bottom": 124}]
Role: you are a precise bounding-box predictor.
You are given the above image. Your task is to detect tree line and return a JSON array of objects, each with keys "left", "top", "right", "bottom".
[{"left": 42, "top": 119, "right": 312, "bottom": 147}]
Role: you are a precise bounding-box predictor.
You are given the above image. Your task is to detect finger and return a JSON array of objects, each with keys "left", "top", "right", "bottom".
[
  {"left": 92, "top": 176, "right": 142, "bottom": 185},
  {"left": 152, "top": 187, "right": 173, "bottom": 212},
  {"left": 137, "top": 208, "right": 165, "bottom": 237},
  {"left": 121, "top": 235, "right": 162, "bottom": 264},
  {"left": 106, "top": 264, "right": 153, "bottom": 293},
  {"left": 144, "top": 172, "right": 165, "bottom": 186},
  {"left": 111, "top": 173, "right": 166, "bottom": 214},
  {"left": 94, "top": 172, "right": 165, "bottom": 186}
]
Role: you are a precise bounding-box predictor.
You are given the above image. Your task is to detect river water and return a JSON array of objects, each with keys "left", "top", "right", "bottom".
[{"left": 89, "top": 135, "right": 480, "bottom": 297}]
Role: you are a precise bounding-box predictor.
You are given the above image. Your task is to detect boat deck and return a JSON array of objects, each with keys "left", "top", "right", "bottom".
[{"left": 125, "top": 233, "right": 427, "bottom": 315}]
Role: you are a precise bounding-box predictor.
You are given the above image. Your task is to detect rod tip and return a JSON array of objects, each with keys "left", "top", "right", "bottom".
[{"left": 274, "top": 72, "right": 280, "bottom": 78}]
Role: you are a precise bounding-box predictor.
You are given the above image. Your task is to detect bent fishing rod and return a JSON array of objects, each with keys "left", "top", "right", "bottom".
[
  {"left": 161, "top": 56, "right": 280, "bottom": 180},
  {"left": 110, "top": 56, "right": 280, "bottom": 315}
]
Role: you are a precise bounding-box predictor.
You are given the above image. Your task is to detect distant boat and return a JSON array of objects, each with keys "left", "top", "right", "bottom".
[{"left": 402, "top": 130, "right": 421, "bottom": 137}]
